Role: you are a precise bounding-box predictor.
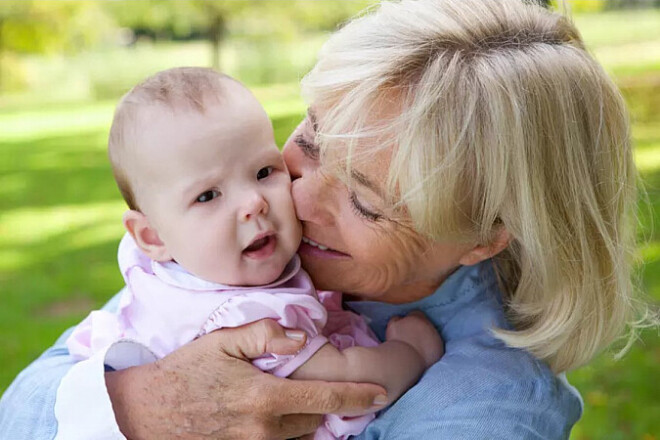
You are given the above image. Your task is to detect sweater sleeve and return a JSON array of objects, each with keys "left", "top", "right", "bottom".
[
  {"left": 0, "top": 327, "right": 75, "bottom": 440},
  {"left": 54, "top": 340, "right": 157, "bottom": 440},
  {"left": 0, "top": 290, "right": 158, "bottom": 440}
]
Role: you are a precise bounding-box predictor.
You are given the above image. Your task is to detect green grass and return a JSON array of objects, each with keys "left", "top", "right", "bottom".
[
  {"left": 1, "top": 8, "right": 660, "bottom": 440},
  {"left": 573, "top": 9, "right": 660, "bottom": 48}
]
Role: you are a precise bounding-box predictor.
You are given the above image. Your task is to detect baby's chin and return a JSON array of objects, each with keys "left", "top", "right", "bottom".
[
  {"left": 241, "top": 262, "right": 291, "bottom": 286},
  {"left": 207, "top": 259, "right": 291, "bottom": 287}
]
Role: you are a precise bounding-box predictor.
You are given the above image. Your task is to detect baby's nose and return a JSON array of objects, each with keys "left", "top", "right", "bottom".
[{"left": 240, "top": 191, "right": 269, "bottom": 221}]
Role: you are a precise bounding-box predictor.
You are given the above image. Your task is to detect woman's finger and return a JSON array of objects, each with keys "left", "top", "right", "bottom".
[
  {"left": 275, "top": 414, "right": 323, "bottom": 439},
  {"left": 273, "top": 379, "right": 388, "bottom": 417},
  {"left": 212, "top": 319, "right": 307, "bottom": 360}
]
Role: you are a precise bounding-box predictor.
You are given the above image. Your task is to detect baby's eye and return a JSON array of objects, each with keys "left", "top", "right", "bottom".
[
  {"left": 257, "top": 166, "right": 273, "bottom": 180},
  {"left": 196, "top": 190, "right": 220, "bottom": 203}
]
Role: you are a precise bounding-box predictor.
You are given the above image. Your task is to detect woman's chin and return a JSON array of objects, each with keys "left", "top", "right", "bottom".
[
  {"left": 299, "top": 254, "right": 381, "bottom": 300},
  {"left": 299, "top": 254, "right": 348, "bottom": 290}
]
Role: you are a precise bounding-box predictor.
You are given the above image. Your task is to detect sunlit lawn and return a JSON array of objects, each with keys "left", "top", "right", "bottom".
[{"left": 1, "top": 9, "right": 659, "bottom": 440}]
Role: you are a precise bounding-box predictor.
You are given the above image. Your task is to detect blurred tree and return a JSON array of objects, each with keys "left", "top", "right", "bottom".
[
  {"left": 191, "top": 1, "right": 255, "bottom": 71},
  {"left": 226, "top": 0, "right": 376, "bottom": 83},
  {"left": 181, "top": 1, "right": 375, "bottom": 71},
  {"left": 552, "top": 0, "right": 656, "bottom": 11},
  {"left": 0, "top": 0, "right": 380, "bottom": 91},
  {"left": 104, "top": 1, "right": 269, "bottom": 69},
  {"left": 102, "top": 0, "right": 376, "bottom": 71},
  {"left": 550, "top": 0, "right": 606, "bottom": 13},
  {"left": 284, "top": 0, "right": 375, "bottom": 32},
  {"left": 0, "top": 0, "right": 112, "bottom": 91},
  {"left": 103, "top": 1, "right": 206, "bottom": 42},
  {"left": 605, "top": 0, "right": 658, "bottom": 8}
]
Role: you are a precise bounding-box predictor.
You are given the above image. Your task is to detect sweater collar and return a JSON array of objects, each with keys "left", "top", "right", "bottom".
[
  {"left": 345, "top": 261, "right": 503, "bottom": 340},
  {"left": 151, "top": 255, "right": 302, "bottom": 291}
]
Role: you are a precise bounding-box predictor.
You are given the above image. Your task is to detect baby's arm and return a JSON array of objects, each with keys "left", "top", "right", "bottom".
[{"left": 290, "top": 311, "right": 443, "bottom": 407}]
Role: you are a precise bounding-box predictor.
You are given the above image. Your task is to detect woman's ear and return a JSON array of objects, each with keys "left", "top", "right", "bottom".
[
  {"left": 459, "top": 227, "right": 511, "bottom": 266},
  {"left": 122, "top": 210, "right": 172, "bottom": 262}
]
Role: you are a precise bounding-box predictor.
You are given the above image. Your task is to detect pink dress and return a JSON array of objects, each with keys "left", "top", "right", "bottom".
[{"left": 67, "top": 234, "right": 378, "bottom": 439}]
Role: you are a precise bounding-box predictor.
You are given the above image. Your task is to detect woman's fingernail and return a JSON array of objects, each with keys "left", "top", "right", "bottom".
[
  {"left": 372, "top": 394, "right": 388, "bottom": 406},
  {"left": 285, "top": 330, "right": 305, "bottom": 341}
]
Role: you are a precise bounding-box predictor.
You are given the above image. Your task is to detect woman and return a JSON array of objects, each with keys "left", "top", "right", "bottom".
[{"left": 0, "top": 0, "right": 645, "bottom": 438}]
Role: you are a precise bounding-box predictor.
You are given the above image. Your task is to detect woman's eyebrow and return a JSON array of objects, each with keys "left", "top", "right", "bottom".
[
  {"left": 309, "top": 107, "right": 382, "bottom": 198},
  {"left": 307, "top": 108, "right": 318, "bottom": 132},
  {"left": 352, "top": 169, "right": 385, "bottom": 199}
]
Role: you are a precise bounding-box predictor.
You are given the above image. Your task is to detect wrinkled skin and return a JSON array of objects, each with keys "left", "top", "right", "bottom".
[{"left": 107, "top": 320, "right": 387, "bottom": 440}]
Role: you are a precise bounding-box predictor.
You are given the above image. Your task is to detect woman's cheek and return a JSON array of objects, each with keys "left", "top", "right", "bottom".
[
  {"left": 369, "top": 224, "right": 429, "bottom": 276},
  {"left": 343, "top": 214, "right": 392, "bottom": 261}
]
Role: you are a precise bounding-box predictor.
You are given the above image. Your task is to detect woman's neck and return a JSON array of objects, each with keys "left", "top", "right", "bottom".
[{"left": 346, "top": 266, "right": 459, "bottom": 304}]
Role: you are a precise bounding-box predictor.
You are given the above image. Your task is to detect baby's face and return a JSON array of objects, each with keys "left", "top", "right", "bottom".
[{"left": 131, "top": 83, "right": 302, "bottom": 285}]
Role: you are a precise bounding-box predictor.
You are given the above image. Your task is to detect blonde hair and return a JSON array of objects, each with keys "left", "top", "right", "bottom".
[
  {"left": 108, "top": 67, "right": 231, "bottom": 210},
  {"left": 303, "top": 0, "right": 651, "bottom": 372}
]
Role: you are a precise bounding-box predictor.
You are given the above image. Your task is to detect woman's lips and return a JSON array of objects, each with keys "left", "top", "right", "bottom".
[
  {"left": 298, "top": 236, "right": 350, "bottom": 259},
  {"left": 301, "top": 236, "right": 329, "bottom": 250},
  {"left": 243, "top": 234, "right": 277, "bottom": 259}
]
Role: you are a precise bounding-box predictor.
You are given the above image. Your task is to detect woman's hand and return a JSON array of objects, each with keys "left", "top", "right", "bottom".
[{"left": 105, "top": 319, "right": 387, "bottom": 440}]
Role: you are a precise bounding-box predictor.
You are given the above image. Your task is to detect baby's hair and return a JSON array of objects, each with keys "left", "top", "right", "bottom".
[{"left": 108, "top": 67, "right": 233, "bottom": 211}]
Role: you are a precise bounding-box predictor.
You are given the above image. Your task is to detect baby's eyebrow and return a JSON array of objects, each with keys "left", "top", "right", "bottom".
[
  {"left": 182, "top": 178, "right": 209, "bottom": 198},
  {"left": 264, "top": 148, "right": 285, "bottom": 163}
]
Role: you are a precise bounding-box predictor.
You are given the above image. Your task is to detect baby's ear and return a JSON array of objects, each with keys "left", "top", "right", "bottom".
[{"left": 122, "top": 210, "right": 172, "bottom": 262}]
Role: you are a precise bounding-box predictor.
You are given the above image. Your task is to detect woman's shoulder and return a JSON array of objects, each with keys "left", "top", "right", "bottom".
[
  {"left": 357, "top": 344, "right": 583, "bottom": 439},
  {"left": 434, "top": 340, "right": 582, "bottom": 406}
]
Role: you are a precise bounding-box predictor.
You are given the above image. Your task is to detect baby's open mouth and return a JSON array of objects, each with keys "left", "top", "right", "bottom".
[
  {"left": 245, "top": 236, "right": 271, "bottom": 252},
  {"left": 243, "top": 233, "right": 277, "bottom": 259}
]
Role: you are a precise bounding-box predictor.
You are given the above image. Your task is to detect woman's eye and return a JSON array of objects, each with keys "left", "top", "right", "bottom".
[
  {"left": 196, "top": 190, "right": 220, "bottom": 203},
  {"left": 349, "top": 191, "right": 382, "bottom": 221},
  {"left": 257, "top": 166, "right": 273, "bottom": 180}
]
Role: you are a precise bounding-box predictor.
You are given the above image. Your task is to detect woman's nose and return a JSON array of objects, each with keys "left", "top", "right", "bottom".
[
  {"left": 239, "top": 191, "right": 269, "bottom": 222},
  {"left": 282, "top": 137, "right": 304, "bottom": 181},
  {"left": 282, "top": 120, "right": 318, "bottom": 180},
  {"left": 290, "top": 173, "right": 335, "bottom": 226},
  {"left": 283, "top": 121, "right": 335, "bottom": 225}
]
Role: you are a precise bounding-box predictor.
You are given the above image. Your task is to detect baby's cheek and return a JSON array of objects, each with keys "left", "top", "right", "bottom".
[
  {"left": 280, "top": 192, "right": 301, "bottom": 225},
  {"left": 197, "top": 242, "right": 233, "bottom": 281}
]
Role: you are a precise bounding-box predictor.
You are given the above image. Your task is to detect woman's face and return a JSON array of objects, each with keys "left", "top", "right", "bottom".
[{"left": 282, "top": 112, "right": 476, "bottom": 304}]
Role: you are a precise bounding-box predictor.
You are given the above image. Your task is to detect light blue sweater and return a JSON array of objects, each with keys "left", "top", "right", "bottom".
[{"left": 346, "top": 261, "right": 582, "bottom": 439}]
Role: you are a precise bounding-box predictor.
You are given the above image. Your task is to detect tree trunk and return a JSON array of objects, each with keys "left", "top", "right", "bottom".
[
  {"left": 209, "top": 14, "right": 225, "bottom": 70},
  {"left": 0, "top": 19, "right": 4, "bottom": 91}
]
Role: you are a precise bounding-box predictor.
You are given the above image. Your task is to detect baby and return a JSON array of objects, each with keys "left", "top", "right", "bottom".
[{"left": 64, "top": 67, "right": 443, "bottom": 439}]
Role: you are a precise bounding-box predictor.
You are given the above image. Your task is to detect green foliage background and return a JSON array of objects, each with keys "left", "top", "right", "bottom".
[{"left": 0, "top": 2, "right": 658, "bottom": 439}]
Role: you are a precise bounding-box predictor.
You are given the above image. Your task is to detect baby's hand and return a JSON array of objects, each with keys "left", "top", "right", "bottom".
[{"left": 385, "top": 311, "right": 444, "bottom": 368}]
